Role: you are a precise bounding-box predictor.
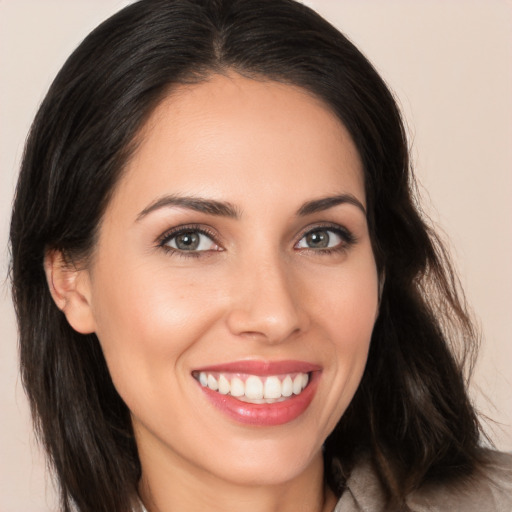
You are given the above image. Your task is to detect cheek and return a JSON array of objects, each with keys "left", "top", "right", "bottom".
[
  {"left": 305, "top": 255, "right": 378, "bottom": 417},
  {"left": 333, "top": 276, "right": 377, "bottom": 374},
  {"left": 307, "top": 254, "right": 379, "bottom": 344},
  {"left": 89, "top": 262, "right": 224, "bottom": 390}
]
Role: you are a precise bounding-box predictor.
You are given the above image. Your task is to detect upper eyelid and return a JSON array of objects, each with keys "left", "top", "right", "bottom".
[
  {"left": 156, "top": 224, "right": 219, "bottom": 247},
  {"left": 295, "top": 222, "right": 355, "bottom": 240},
  {"left": 294, "top": 224, "right": 357, "bottom": 251},
  {"left": 155, "top": 221, "right": 356, "bottom": 248}
]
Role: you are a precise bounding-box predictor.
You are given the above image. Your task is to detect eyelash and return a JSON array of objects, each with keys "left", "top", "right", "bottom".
[
  {"left": 156, "top": 223, "right": 356, "bottom": 258},
  {"left": 295, "top": 223, "right": 356, "bottom": 255},
  {"left": 157, "top": 224, "right": 220, "bottom": 258}
]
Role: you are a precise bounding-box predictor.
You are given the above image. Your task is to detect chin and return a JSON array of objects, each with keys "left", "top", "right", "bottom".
[{"left": 200, "top": 434, "right": 324, "bottom": 487}]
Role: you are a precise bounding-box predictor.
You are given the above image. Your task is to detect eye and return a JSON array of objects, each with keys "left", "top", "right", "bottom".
[
  {"left": 161, "top": 228, "right": 220, "bottom": 253},
  {"left": 296, "top": 226, "right": 352, "bottom": 251}
]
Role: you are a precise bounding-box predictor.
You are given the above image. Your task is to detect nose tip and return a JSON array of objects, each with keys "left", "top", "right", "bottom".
[{"left": 225, "top": 261, "right": 306, "bottom": 344}]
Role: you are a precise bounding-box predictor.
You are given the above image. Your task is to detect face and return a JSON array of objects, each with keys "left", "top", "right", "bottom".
[{"left": 81, "top": 74, "right": 379, "bottom": 488}]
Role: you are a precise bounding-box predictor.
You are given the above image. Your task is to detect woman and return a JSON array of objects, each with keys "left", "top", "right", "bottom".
[{"left": 9, "top": 0, "right": 512, "bottom": 511}]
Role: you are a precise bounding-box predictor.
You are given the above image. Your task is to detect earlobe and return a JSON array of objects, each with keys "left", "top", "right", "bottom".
[
  {"left": 378, "top": 271, "right": 386, "bottom": 304},
  {"left": 375, "top": 270, "right": 386, "bottom": 321},
  {"left": 44, "top": 250, "right": 96, "bottom": 334}
]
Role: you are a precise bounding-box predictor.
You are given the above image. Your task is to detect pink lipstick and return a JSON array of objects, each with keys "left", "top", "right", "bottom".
[{"left": 193, "top": 360, "right": 321, "bottom": 426}]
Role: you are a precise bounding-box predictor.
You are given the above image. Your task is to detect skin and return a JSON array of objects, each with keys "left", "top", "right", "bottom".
[{"left": 47, "top": 73, "right": 379, "bottom": 512}]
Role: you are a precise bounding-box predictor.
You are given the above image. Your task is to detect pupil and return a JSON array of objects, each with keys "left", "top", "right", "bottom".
[
  {"left": 176, "top": 232, "right": 199, "bottom": 250},
  {"left": 307, "top": 230, "right": 329, "bottom": 248}
]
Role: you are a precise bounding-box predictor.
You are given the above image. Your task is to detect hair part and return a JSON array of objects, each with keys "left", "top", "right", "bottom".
[{"left": 10, "top": 1, "right": 483, "bottom": 511}]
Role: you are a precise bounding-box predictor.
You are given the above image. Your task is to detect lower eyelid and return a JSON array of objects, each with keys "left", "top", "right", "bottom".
[
  {"left": 156, "top": 225, "right": 355, "bottom": 256},
  {"left": 157, "top": 225, "right": 217, "bottom": 246},
  {"left": 296, "top": 226, "right": 355, "bottom": 249}
]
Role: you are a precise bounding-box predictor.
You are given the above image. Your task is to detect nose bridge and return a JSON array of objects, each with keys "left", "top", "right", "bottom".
[{"left": 225, "top": 247, "right": 305, "bottom": 343}]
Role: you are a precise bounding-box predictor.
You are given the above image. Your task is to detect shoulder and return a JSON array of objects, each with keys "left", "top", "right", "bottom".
[
  {"left": 339, "top": 450, "right": 512, "bottom": 512},
  {"left": 407, "top": 450, "right": 512, "bottom": 512}
]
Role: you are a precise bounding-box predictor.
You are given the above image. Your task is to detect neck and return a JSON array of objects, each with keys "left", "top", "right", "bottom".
[{"left": 137, "top": 449, "right": 337, "bottom": 512}]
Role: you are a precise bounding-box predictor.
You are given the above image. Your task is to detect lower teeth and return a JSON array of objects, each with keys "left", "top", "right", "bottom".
[{"left": 232, "top": 395, "right": 288, "bottom": 404}]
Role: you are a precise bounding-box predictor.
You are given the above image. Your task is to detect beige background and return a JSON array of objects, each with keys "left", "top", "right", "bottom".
[{"left": 1, "top": 1, "right": 511, "bottom": 510}]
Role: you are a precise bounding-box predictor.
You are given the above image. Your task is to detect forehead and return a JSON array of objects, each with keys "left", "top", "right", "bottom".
[{"left": 112, "top": 73, "right": 365, "bottom": 214}]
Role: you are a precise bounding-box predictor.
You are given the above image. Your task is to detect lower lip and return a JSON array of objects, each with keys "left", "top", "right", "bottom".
[{"left": 196, "top": 372, "right": 320, "bottom": 426}]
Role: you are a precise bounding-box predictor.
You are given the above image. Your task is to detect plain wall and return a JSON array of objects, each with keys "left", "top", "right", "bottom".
[{"left": 1, "top": 1, "right": 511, "bottom": 510}]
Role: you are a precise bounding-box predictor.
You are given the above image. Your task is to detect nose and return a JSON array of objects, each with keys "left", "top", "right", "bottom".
[{"left": 225, "top": 254, "right": 307, "bottom": 344}]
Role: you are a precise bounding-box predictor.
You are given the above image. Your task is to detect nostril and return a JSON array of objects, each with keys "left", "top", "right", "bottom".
[{"left": 224, "top": 260, "right": 308, "bottom": 342}]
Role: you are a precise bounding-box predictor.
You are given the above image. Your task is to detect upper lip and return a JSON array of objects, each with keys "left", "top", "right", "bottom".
[{"left": 192, "top": 360, "right": 321, "bottom": 375}]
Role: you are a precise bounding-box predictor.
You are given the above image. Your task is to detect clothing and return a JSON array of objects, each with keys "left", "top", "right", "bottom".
[
  {"left": 136, "top": 451, "right": 512, "bottom": 511},
  {"left": 335, "top": 451, "right": 512, "bottom": 511}
]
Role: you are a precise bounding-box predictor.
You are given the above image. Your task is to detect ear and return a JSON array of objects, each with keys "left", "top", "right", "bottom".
[
  {"left": 378, "top": 270, "right": 386, "bottom": 305},
  {"left": 44, "top": 250, "right": 96, "bottom": 334},
  {"left": 375, "top": 270, "right": 386, "bottom": 321}
]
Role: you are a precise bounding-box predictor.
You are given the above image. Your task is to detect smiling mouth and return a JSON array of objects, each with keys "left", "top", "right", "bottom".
[
  {"left": 192, "top": 371, "right": 310, "bottom": 404},
  {"left": 192, "top": 361, "right": 321, "bottom": 425}
]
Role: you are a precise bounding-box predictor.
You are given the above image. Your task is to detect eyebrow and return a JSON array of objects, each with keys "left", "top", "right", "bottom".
[
  {"left": 297, "top": 194, "right": 366, "bottom": 216},
  {"left": 136, "top": 192, "right": 365, "bottom": 222},
  {"left": 136, "top": 195, "right": 241, "bottom": 221}
]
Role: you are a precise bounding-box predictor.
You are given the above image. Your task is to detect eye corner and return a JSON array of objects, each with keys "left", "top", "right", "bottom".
[
  {"left": 294, "top": 224, "right": 357, "bottom": 253},
  {"left": 156, "top": 224, "right": 223, "bottom": 256}
]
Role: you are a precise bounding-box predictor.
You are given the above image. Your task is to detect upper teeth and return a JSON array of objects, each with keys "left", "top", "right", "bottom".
[{"left": 196, "top": 372, "right": 309, "bottom": 403}]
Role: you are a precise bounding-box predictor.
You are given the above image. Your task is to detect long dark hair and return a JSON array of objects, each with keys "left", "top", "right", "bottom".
[{"left": 10, "top": 0, "right": 483, "bottom": 510}]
